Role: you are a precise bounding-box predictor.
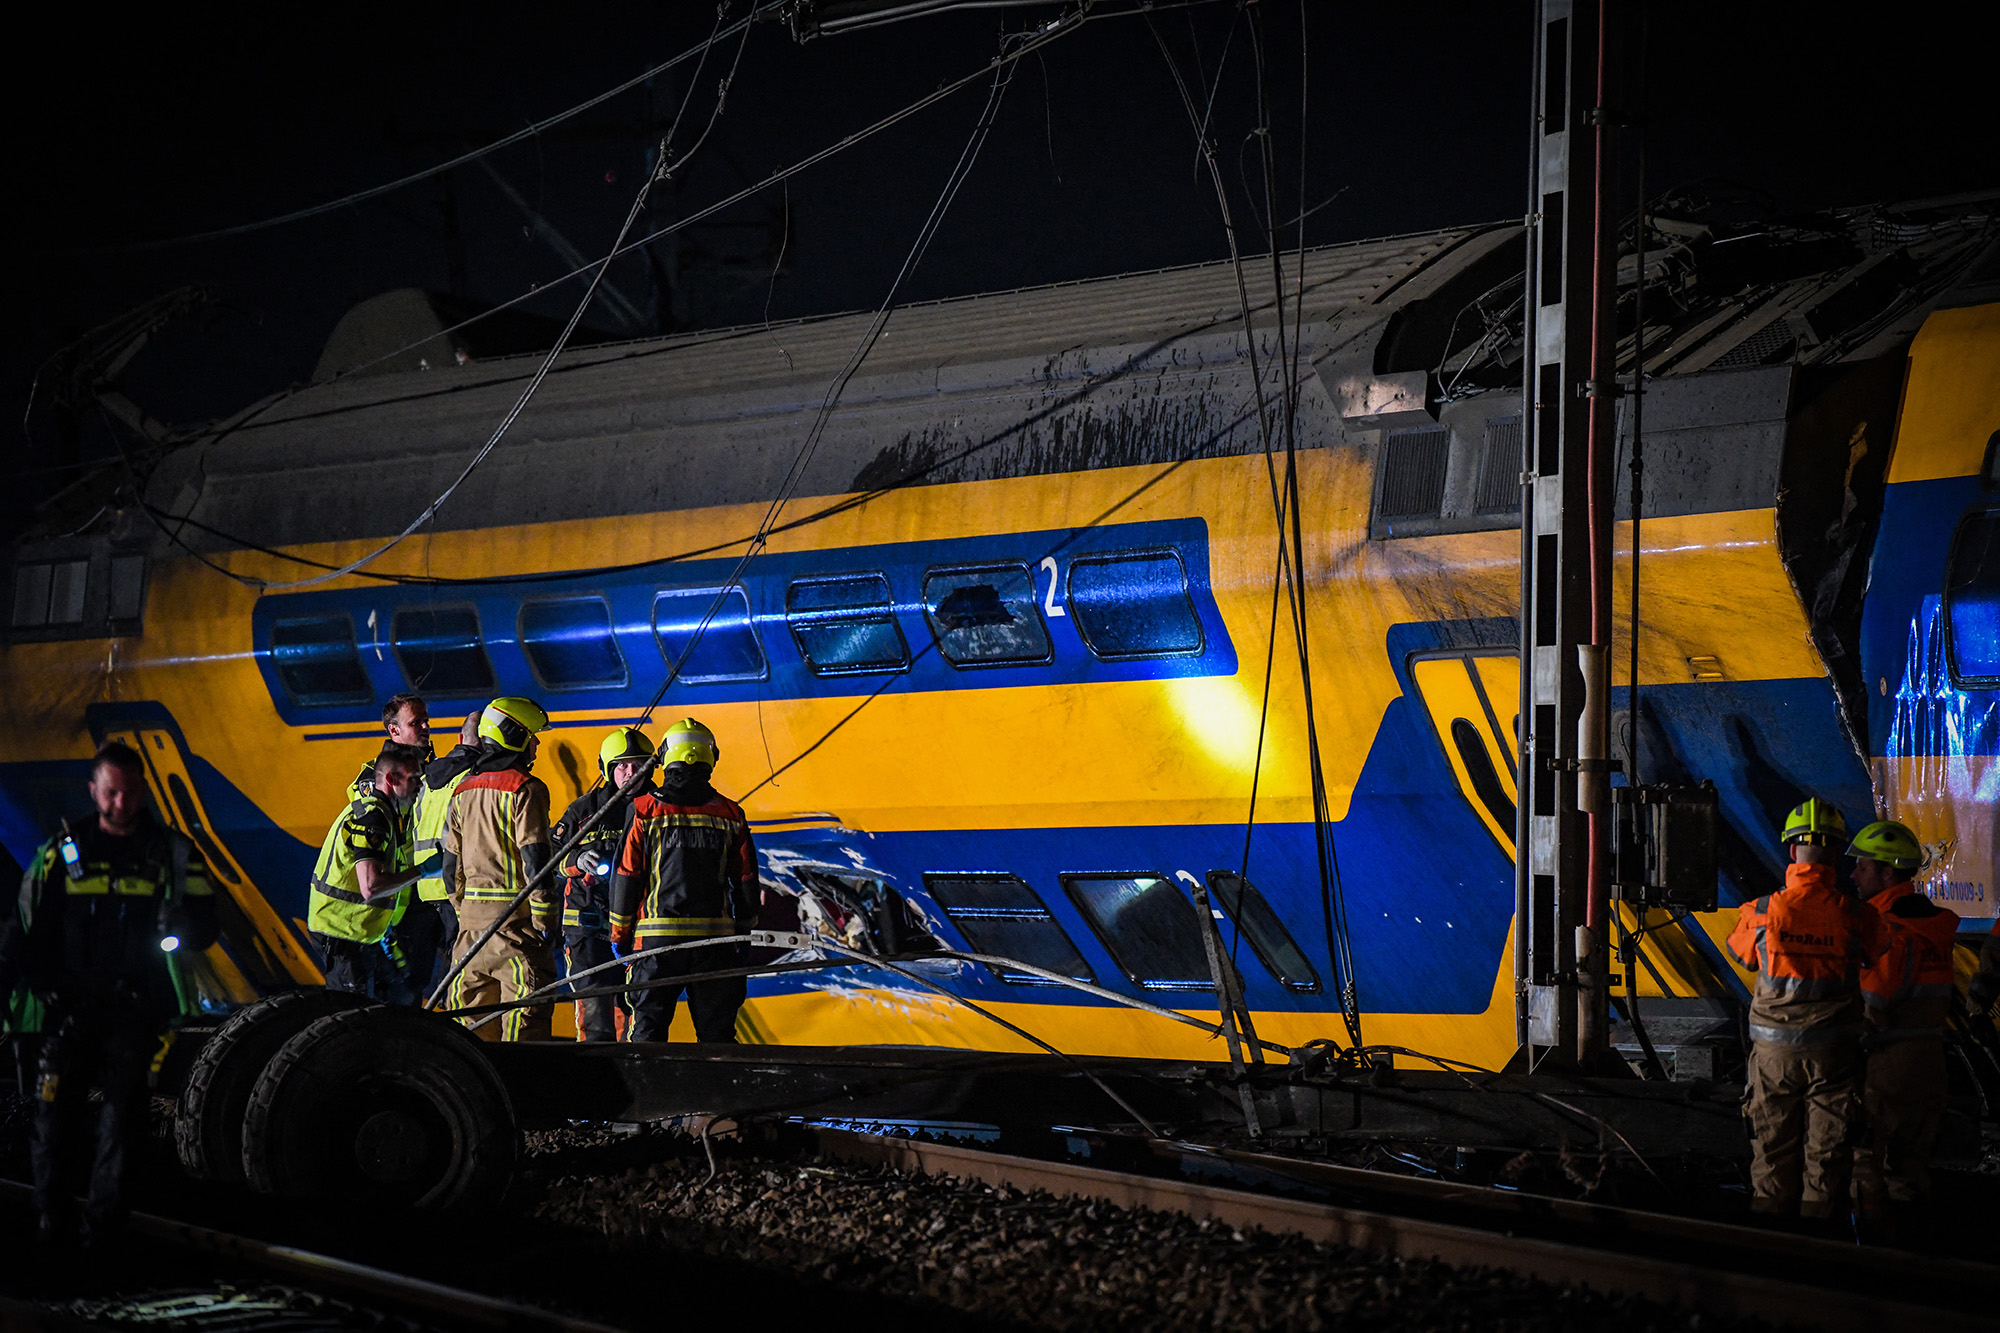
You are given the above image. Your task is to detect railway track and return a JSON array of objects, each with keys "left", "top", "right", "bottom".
[
  {"left": 810, "top": 1128, "right": 1996, "bottom": 1333},
  {"left": 0, "top": 1178, "right": 622, "bottom": 1333}
]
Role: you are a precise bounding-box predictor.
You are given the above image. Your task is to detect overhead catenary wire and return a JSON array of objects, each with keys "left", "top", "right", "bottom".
[
  {"left": 423, "top": 10, "right": 1083, "bottom": 1012},
  {"left": 247, "top": 7, "right": 756, "bottom": 594},
  {"left": 85, "top": 3, "right": 785, "bottom": 255}
]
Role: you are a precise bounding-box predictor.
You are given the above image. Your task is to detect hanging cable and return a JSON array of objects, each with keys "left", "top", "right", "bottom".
[
  {"left": 86, "top": 4, "right": 784, "bottom": 255},
  {"left": 245, "top": 7, "right": 755, "bottom": 593}
]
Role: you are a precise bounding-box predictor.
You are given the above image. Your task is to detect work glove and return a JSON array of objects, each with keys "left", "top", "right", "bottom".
[
  {"left": 576, "top": 849, "right": 609, "bottom": 880},
  {"left": 610, "top": 935, "right": 634, "bottom": 961}
]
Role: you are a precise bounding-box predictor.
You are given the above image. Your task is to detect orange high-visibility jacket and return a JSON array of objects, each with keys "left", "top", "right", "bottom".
[
  {"left": 1861, "top": 883, "right": 1959, "bottom": 1043},
  {"left": 1728, "top": 863, "right": 1888, "bottom": 1045}
]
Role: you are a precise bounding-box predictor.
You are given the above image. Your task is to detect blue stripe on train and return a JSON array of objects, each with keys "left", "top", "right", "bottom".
[{"left": 249, "top": 517, "right": 1237, "bottom": 728}]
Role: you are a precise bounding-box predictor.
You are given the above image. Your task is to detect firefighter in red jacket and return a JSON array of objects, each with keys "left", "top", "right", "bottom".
[
  {"left": 1849, "top": 820, "right": 1957, "bottom": 1240},
  {"left": 1727, "top": 798, "right": 1888, "bottom": 1227},
  {"left": 610, "top": 718, "right": 761, "bottom": 1043}
]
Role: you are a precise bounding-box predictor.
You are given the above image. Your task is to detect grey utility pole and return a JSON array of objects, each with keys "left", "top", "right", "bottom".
[{"left": 1518, "top": 0, "right": 1619, "bottom": 1070}]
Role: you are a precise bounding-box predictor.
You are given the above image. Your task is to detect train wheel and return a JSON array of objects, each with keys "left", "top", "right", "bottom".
[
  {"left": 241, "top": 1005, "right": 516, "bottom": 1211},
  {"left": 175, "top": 989, "right": 376, "bottom": 1183}
]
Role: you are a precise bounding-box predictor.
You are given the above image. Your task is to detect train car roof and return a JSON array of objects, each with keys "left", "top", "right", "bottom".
[{"left": 18, "top": 191, "right": 2000, "bottom": 557}]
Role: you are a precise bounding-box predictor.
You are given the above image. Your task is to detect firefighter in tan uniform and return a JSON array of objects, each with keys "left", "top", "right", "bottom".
[{"left": 442, "top": 697, "right": 558, "bottom": 1041}]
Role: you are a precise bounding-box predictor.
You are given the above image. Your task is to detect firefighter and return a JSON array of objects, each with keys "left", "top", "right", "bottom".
[
  {"left": 405, "top": 712, "right": 483, "bottom": 988},
  {"left": 1726, "top": 797, "right": 1887, "bottom": 1229},
  {"left": 551, "top": 727, "right": 656, "bottom": 1041},
  {"left": 307, "top": 742, "right": 426, "bottom": 1001},
  {"left": 442, "top": 697, "right": 557, "bottom": 1042},
  {"left": 1850, "top": 820, "right": 1957, "bottom": 1241},
  {"left": 611, "top": 718, "right": 761, "bottom": 1043},
  {"left": 0, "top": 743, "right": 218, "bottom": 1244}
]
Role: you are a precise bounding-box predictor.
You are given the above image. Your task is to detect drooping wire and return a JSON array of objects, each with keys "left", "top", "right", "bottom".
[
  {"left": 1148, "top": 3, "right": 1361, "bottom": 1045},
  {"left": 84, "top": 3, "right": 784, "bottom": 255},
  {"left": 422, "top": 11, "right": 1079, "bottom": 1010},
  {"left": 245, "top": 7, "right": 755, "bottom": 593}
]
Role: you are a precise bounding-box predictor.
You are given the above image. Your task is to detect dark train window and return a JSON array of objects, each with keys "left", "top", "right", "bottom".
[
  {"left": 653, "top": 585, "right": 767, "bottom": 684},
  {"left": 1451, "top": 718, "right": 1518, "bottom": 836},
  {"left": 1944, "top": 509, "right": 1999, "bottom": 688},
  {"left": 1206, "top": 871, "right": 1320, "bottom": 993},
  {"left": 269, "top": 615, "right": 372, "bottom": 707},
  {"left": 1061, "top": 873, "right": 1214, "bottom": 992},
  {"left": 1066, "top": 550, "right": 1203, "bottom": 660},
  {"left": 922, "top": 565, "right": 1050, "bottom": 667},
  {"left": 520, "top": 597, "right": 626, "bottom": 690},
  {"left": 392, "top": 607, "right": 495, "bottom": 696},
  {"left": 787, "top": 574, "right": 909, "bottom": 676},
  {"left": 923, "top": 873, "right": 1094, "bottom": 986},
  {"left": 11, "top": 559, "right": 88, "bottom": 629}
]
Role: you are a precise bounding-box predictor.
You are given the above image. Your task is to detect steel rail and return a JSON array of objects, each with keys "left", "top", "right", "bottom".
[
  {"left": 0, "top": 1178, "right": 625, "bottom": 1333},
  {"left": 810, "top": 1130, "right": 1996, "bottom": 1333}
]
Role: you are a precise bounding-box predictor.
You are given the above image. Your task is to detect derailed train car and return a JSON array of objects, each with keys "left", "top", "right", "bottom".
[{"left": 3, "top": 195, "right": 1994, "bottom": 1071}]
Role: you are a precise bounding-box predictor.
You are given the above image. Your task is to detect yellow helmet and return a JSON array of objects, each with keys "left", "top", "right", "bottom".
[
  {"left": 1848, "top": 820, "right": 1922, "bottom": 871},
  {"left": 478, "top": 697, "right": 549, "bottom": 752},
  {"left": 598, "top": 726, "right": 655, "bottom": 779},
  {"left": 1781, "top": 797, "right": 1848, "bottom": 848},
  {"left": 660, "top": 717, "right": 719, "bottom": 768}
]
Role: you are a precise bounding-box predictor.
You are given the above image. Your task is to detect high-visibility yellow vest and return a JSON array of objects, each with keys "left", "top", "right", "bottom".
[
  {"left": 411, "top": 767, "right": 471, "bottom": 902},
  {"left": 307, "top": 792, "right": 408, "bottom": 943}
]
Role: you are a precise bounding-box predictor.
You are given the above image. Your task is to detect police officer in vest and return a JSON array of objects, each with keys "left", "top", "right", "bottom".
[
  {"left": 552, "top": 727, "right": 655, "bottom": 1041},
  {"left": 405, "top": 712, "right": 482, "bottom": 988},
  {"left": 308, "top": 742, "right": 426, "bottom": 1000},
  {"left": 443, "top": 698, "right": 557, "bottom": 1041},
  {"left": 0, "top": 743, "right": 219, "bottom": 1246}
]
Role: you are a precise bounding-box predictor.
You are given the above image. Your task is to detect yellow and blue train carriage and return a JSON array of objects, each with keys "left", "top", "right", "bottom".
[{"left": 3, "top": 204, "right": 1993, "bottom": 1069}]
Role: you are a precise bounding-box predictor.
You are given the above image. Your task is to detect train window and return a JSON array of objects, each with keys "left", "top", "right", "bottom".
[
  {"left": 11, "top": 559, "right": 88, "bottom": 629},
  {"left": 520, "top": 597, "right": 626, "bottom": 690},
  {"left": 653, "top": 585, "right": 767, "bottom": 684},
  {"left": 921, "top": 564, "right": 1050, "bottom": 666},
  {"left": 107, "top": 555, "right": 146, "bottom": 623},
  {"left": 269, "top": 615, "right": 372, "bottom": 707},
  {"left": 392, "top": 607, "right": 495, "bottom": 696},
  {"left": 1061, "top": 873, "right": 1214, "bottom": 992},
  {"left": 1944, "top": 509, "right": 1999, "bottom": 688},
  {"left": 1066, "top": 550, "right": 1203, "bottom": 660},
  {"left": 787, "top": 574, "right": 909, "bottom": 676},
  {"left": 923, "top": 873, "right": 1094, "bottom": 986},
  {"left": 1206, "top": 871, "right": 1320, "bottom": 993}
]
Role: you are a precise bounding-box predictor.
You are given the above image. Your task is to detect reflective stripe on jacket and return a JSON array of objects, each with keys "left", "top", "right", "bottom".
[
  {"left": 1728, "top": 863, "right": 1888, "bottom": 1044},
  {"left": 307, "top": 791, "right": 408, "bottom": 943},
  {"left": 609, "top": 791, "right": 756, "bottom": 947},
  {"left": 411, "top": 761, "right": 474, "bottom": 902},
  {"left": 1861, "top": 883, "right": 1959, "bottom": 1043}
]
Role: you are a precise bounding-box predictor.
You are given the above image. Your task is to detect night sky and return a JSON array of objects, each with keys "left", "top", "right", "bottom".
[{"left": 8, "top": 1, "right": 1993, "bottom": 538}]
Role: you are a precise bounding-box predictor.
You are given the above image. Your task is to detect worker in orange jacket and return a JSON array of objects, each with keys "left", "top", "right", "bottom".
[
  {"left": 1727, "top": 798, "right": 1888, "bottom": 1227},
  {"left": 1850, "top": 820, "right": 1957, "bottom": 1241}
]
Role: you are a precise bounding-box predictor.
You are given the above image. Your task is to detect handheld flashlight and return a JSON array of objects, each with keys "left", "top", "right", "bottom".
[{"left": 159, "top": 934, "right": 181, "bottom": 953}]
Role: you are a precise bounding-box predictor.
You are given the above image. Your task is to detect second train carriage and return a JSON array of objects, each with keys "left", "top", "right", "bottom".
[{"left": 4, "top": 198, "right": 1995, "bottom": 1070}]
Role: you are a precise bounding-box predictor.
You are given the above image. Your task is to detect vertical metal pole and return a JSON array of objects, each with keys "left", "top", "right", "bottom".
[{"left": 1521, "top": 0, "right": 1602, "bottom": 1068}]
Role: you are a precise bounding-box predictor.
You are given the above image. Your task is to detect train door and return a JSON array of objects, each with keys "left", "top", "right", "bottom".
[
  {"left": 96, "top": 721, "right": 321, "bottom": 995},
  {"left": 1405, "top": 651, "right": 1733, "bottom": 1001}
]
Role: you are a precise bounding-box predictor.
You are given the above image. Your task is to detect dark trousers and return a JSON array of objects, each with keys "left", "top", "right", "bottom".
[
  {"left": 33, "top": 1010, "right": 156, "bottom": 1230},
  {"left": 313, "top": 933, "right": 413, "bottom": 1005},
  {"left": 563, "top": 930, "right": 623, "bottom": 1042},
  {"left": 627, "top": 940, "right": 745, "bottom": 1043},
  {"left": 397, "top": 899, "right": 449, "bottom": 994}
]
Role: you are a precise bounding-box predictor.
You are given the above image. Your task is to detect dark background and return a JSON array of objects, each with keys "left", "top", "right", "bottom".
[{"left": 7, "top": 1, "right": 1993, "bottom": 536}]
